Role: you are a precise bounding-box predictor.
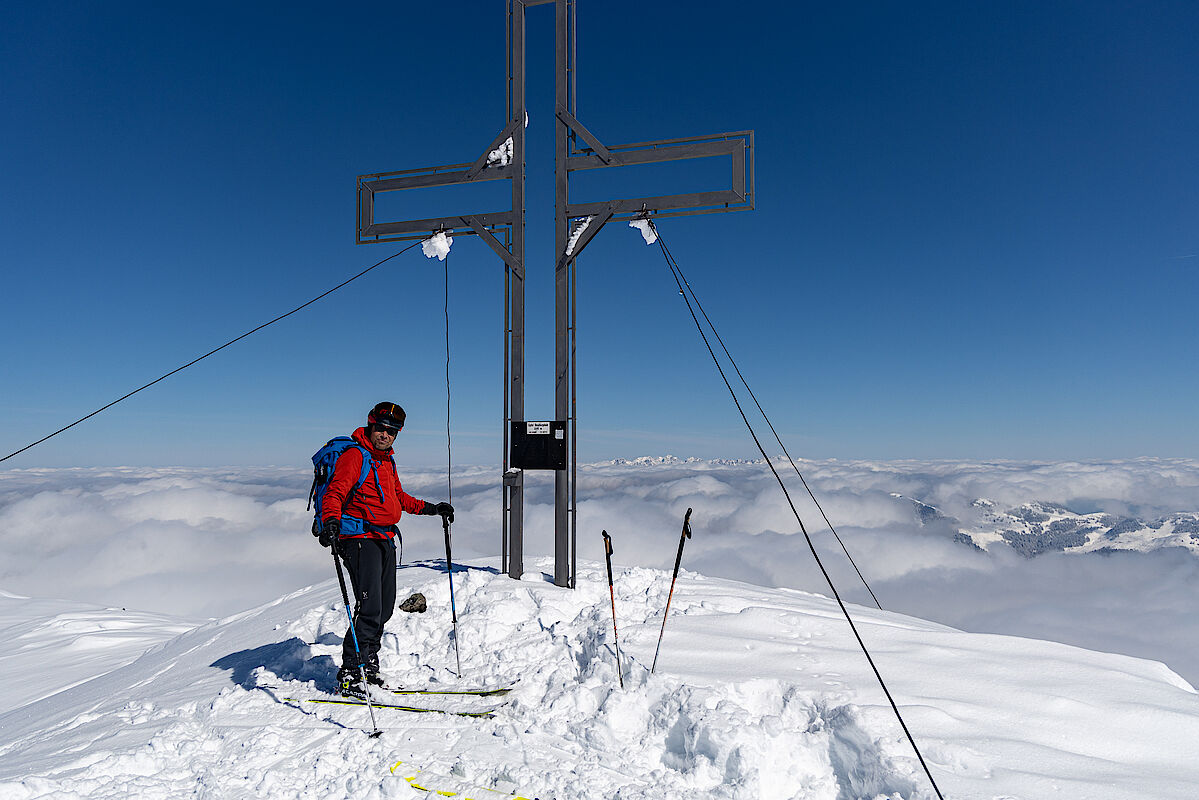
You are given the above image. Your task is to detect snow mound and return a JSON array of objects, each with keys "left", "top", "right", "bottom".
[
  {"left": 2, "top": 560, "right": 1198, "bottom": 799},
  {"left": 0, "top": 593, "right": 196, "bottom": 709}
]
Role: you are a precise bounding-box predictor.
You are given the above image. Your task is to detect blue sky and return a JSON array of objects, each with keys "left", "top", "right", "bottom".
[{"left": 2, "top": 1, "right": 1196, "bottom": 467}]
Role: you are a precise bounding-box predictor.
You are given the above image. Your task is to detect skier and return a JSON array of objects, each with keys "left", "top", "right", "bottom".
[{"left": 317, "top": 401, "right": 454, "bottom": 694}]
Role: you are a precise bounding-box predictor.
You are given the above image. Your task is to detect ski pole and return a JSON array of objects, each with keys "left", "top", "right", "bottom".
[
  {"left": 442, "top": 514, "right": 463, "bottom": 676},
  {"left": 332, "top": 548, "right": 381, "bottom": 737},
  {"left": 652, "top": 508, "right": 693, "bottom": 674},
  {"left": 601, "top": 530, "right": 624, "bottom": 688}
]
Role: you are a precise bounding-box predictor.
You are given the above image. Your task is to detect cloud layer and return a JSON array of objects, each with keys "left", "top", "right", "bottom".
[{"left": 2, "top": 457, "right": 1198, "bottom": 683}]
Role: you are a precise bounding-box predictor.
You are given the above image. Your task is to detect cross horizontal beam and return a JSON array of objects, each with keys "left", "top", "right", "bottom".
[
  {"left": 567, "top": 191, "right": 744, "bottom": 220},
  {"left": 566, "top": 133, "right": 746, "bottom": 170},
  {"left": 356, "top": 123, "right": 522, "bottom": 248},
  {"left": 562, "top": 130, "right": 753, "bottom": 225},
  {"left": 362, "top": 164, "right": 511, "bottom": 193},
  {"left": 360, "top": 211, "right": 513, "bottom": 240}
]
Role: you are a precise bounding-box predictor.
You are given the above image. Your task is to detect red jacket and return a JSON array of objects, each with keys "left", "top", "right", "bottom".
[{"left": 321, "top": 427, "right": 426, "bottom": 540}]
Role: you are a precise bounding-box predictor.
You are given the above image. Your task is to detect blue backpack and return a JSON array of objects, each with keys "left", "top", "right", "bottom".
[
  {"left": 308, "top": 436, "right": 369, "bottom": 522},
  {"left": 308, "top": 437, "right": 400, "bottom": 549},
  {"left": 306, "top": 438, "right": 405, "bottom": 563}
]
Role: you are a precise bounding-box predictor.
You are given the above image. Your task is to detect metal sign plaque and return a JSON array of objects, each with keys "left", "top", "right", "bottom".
[{"left": 511, "top": 420, "right": 567, "bottom": 470}]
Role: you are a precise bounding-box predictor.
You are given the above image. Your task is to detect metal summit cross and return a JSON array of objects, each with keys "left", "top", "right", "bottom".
[{"left": 355, "top": 0, "right": 754, "bottom": 588}]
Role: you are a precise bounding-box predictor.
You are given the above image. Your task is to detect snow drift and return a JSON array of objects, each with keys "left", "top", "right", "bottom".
[{"left": 2, "top": 558, "right": 1197, "bottom": 799}]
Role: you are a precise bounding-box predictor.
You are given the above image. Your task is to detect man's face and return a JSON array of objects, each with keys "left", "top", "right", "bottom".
[{"left": 369, "top": 425, "right": 398, "bottom": 451}]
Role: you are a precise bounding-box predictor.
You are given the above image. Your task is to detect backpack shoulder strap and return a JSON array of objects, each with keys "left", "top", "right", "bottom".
[
  {"left": 352, "top": 444, "right": 373, "bottom": 491},
  {"left": 324, "top": 441, "right": 375, "bottom": 511}
]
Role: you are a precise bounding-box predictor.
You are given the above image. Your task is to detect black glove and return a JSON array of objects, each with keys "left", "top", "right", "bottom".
[
  {"left": 318, "top": 518, "right": 341, "bottom": 553},
  {"left": 422, "top": 501, "right": 455, "bottom": 524}
]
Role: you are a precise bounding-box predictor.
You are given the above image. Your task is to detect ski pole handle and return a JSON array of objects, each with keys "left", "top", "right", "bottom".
[
  {"left": 672, "top": 507, "right": 693, "bottom": 578},
  {"left": 601, "top": 530, "right": 615, "bottom": 586}
]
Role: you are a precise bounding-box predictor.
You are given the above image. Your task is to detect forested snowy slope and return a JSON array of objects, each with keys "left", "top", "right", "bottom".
[{"left": 2, "top": 558, "right": 1197, "bottom": 799}]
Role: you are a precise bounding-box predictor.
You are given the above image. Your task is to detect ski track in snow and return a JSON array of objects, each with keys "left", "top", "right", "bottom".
[{"left": 2, "top": 560, "right": 1198, "bottom": 799}]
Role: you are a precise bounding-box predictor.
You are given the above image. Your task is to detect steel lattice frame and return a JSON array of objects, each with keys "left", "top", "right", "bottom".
[{"left": 356, "top": 0, "right": 753, "bottom": 587}]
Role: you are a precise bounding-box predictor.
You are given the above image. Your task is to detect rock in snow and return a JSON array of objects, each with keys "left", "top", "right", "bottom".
[{"left": 1, "top": 558, "right": 1198, "bottom": 799}]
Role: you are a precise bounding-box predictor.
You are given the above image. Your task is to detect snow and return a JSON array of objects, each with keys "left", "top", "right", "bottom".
[
  {"left": 565, "top": 216, "right": 592, "bottom": 257},
  {"left": 421, "top": 231, "right": 453, "bottom": 261},
  {"left": 630, "top": 218, "right": 658, "bottom": 245},
  {"left": 956, "top": 499, "right": 1199, "bottom": 555},
  {"left": 3, "top": 559, "right": 1198, "bottom": 799},
  {"left": 486, "top": 137, "right": 513, "bottom": 167},
  {"left": 0, "top": 593, "right": 195, "bottom": 709}
]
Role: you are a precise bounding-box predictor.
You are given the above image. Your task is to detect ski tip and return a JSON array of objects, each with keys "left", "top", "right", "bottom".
[
  {"left": 368, "top": 729, "right": 383, "bottom": 738},
  {"left": 391, "top": 760, "right": 538, "bottom": 799}
]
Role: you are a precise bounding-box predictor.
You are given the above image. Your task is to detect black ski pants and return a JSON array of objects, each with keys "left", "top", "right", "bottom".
[{"left": 339, "top": 537, "right": 396, "bottom": 671}]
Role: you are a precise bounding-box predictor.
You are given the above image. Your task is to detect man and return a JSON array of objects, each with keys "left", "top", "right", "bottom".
[{"left": 316, "top": 401, "right": 453, "bottom": 694}]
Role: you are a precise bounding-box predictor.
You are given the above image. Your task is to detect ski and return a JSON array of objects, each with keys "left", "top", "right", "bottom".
[
  {"left": 386, "top": 685, "right": 514, "bottom": 698},
  {"left": 282, "top": 695, "right": 502, "bottom": 719},
  {"left": 390, "top": 760, "right": 537, "bottom": 799}
]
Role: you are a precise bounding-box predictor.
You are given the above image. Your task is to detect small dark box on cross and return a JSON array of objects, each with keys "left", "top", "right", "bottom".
[{"left": 510, "top": 420, "right": 567, "bottom": 470}]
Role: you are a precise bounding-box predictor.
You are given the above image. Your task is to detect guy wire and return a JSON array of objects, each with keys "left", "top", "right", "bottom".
[
  {"left": 657, "top": 233, "right": 882, "bottom": 610},
  {"left": 652, "top": 225, "right": 944, "bottom": 800},
  {"left": 1, "top": 242, "right": 421, "bottom": 464}
]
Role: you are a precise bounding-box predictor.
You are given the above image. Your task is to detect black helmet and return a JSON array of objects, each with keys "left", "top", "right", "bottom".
[{"left": 367, "top": 401, "right": 406, "bottom": 432}]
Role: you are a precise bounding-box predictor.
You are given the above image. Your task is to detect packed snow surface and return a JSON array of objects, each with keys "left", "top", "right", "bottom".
[
  {"left": 2, "top": 558, "right": 1197, "bottom": 799},
  {"left": 0, "top": 592, "right": 194, "bottom": 709}
]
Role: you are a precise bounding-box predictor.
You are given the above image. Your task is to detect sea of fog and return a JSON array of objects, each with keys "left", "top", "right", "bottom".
[{"left": 2, "top": 457, "right": 1197, "bottom": 684}]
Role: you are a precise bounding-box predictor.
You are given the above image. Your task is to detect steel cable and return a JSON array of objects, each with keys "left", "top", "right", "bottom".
[
  {"left": 1, "top": 242, "right": 421, "bottom": 465},
  {"left": 656, "top": 233, "right": 882, "bottom": 610},
  {"left": 652, "top": 225, "right": 945, "bottom": 800},
  {"left": 445, "top": 252, "right": 453, "bottom": 505}
]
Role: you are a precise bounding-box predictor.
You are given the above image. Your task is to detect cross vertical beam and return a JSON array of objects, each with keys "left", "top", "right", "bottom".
[
  {"left": 357, "top": 1, "right": 751, "bottom": 589},
  {"left": 355, "top": 6, "right": 533, "bottom": 582},
  {"left": 553, "top": 0, "right": 572, "bottom": 588},
  {"left": 550, "top": 0, "right": 754, "bottom": 588},
  {"left": 505, "top": 0, "right": 527, "bottom": 581}
]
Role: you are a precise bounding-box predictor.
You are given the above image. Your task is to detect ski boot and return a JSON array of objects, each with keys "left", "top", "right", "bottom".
[
  {"left": 363, "top": 654, "right": 387, "bottom": 688},
  {"left": 336, "top": 665, "right": 365, "bottom": 698}
]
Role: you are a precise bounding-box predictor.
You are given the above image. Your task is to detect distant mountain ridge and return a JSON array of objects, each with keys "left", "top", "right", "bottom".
[
  {"left": 595, "top": 455, "right": 767, "bottom": 467},
  {"left": 894, "top": 494, "right": 1199, "bottom": 558}
]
